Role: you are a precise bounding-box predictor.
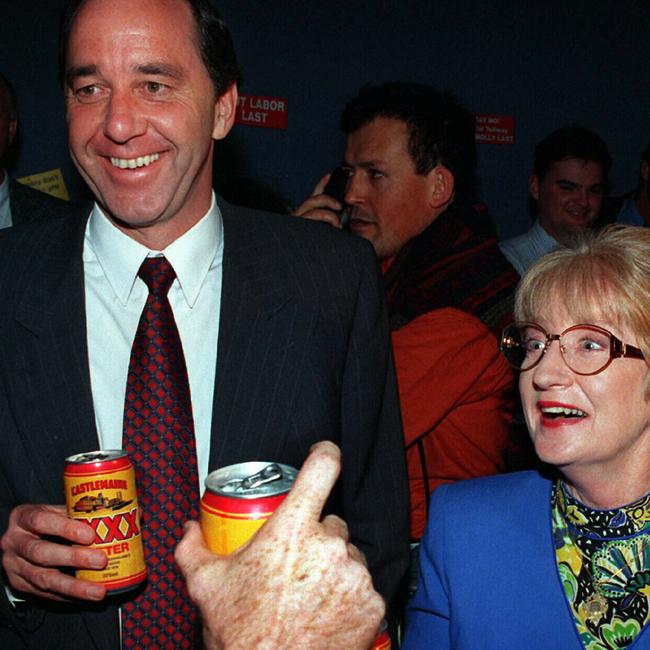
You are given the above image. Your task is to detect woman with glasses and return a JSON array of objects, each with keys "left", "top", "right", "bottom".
[{"left": 403, "top": 226, "right": 650, "bottom": 649}]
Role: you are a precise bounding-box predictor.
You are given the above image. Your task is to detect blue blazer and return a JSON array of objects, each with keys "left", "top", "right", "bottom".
[{"left": 403, "top": 471, "right": 650, "bottom": 649}]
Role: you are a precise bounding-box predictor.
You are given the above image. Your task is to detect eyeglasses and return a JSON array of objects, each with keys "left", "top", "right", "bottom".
[{"left": 500, "top": 322, "right": 645, "bottom": 376}]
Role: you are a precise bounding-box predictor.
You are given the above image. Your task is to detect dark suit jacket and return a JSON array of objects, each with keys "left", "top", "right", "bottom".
[
  {"left": 0, "top": 199, "right": 409, "bottom": 649},
  {"left": 8, "top": 180, "right": 72, "bottom": 226}
]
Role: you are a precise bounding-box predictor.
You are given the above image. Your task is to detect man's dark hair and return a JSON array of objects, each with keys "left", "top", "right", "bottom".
[
  {"left": 641, "top": 141, "right": 650, "bottom": 165},
  {"left": 339, "top": 82, "right": 477, "bottom": 200},
  {"left": 0, "top": 71, "right": 17, "bottom": 119},
  {"left": 533, "top": 124, "right": 611, "bottom": 181},
  {"left": 58, "top": 0, "right": 241, "bottom": 97}
]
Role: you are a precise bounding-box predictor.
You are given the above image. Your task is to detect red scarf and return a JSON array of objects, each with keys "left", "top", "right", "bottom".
[{"left": 384, "top": 200, "right": 519, "bottom": 335}]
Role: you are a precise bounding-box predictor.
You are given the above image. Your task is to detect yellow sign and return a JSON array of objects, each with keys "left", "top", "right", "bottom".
[{"left": 16, "top": 168, "right": 69, "bottom": 201}]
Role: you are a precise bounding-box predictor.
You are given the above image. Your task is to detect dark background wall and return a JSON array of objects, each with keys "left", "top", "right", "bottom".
[{"left": 1, "top": 0, "right": 648, "bottom": 237}]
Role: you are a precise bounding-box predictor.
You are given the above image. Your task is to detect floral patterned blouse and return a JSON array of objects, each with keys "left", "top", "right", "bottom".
[{"left": 553, "top": 481, "right": 650, "bottom": 649}]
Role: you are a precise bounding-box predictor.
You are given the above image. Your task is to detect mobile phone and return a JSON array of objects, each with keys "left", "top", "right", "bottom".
[
  {"left": 323, "top": 167, "right": 349, "bottom": 205},
  {"left": 323, "top": 167, "right": 350, "bottom": 228}
]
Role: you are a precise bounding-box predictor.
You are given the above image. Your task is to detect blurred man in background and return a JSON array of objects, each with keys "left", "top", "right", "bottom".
[
  {"left": 0, "top": 71, "right": 70, "bottom": 228},
  {"left": 500, "top": 124, "right": 610, "bottom": 275}
]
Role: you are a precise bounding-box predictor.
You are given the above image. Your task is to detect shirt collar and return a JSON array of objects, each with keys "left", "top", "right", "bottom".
[
  {"left": 531, "top": 219, "right": 559, "bottom": 249},
  {"left": 0, "top": 172, "right": 11, "bottom": 229},
  {"left": 86, "top": 192, "right": 222, "bottom": 307}
]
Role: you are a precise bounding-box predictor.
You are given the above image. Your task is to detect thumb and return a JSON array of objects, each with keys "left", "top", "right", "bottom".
[{"left": 274, "top": 441, "right": 341, "bottom": 525}]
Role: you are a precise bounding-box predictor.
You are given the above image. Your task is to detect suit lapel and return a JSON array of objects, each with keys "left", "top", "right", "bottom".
[
  {"left": 5, "top": 211, "right": 119, "bottom": 650},
  {"left": 208, "top": 202, "right": 319, "bottom": 470},
  {"left": 6, "top": 212, "right": 97, "bottom": 501},
  {"left": 4, "top": 200, "right": 315, "bottom": 649},
  {"left": 8, "top": 181, "right": 27, "bottom": 227}
]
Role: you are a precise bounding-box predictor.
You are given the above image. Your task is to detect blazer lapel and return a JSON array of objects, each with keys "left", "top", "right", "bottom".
[
  {"left": 208, "top": 202, "right": 319, "bottom": 470},
  {"left": 6, "top": 212, "right": 97, "bottom": 501},
  {"left": 4, "top": 211, "right": 119, "bottom": 650}
]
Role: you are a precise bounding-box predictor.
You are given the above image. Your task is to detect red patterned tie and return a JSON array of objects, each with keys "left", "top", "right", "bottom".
[{"left": 122, "top": 256, "right": 200, "bottom": 649}]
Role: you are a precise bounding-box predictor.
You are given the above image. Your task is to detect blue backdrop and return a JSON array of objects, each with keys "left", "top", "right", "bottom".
[{"left": 1, "top": 0, "right": 649, "bottom": 237}]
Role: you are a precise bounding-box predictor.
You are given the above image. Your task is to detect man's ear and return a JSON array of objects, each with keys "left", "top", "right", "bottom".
[
  {"left": 7, "top": 116, "right": 16, "bottom": 148},
  {"left": 428, "top": 165, "right": 455, "bottom": 209},
  {"left": 212, "top": 84, "right": 238, "bottom": 141},
  {"left": 529, "top": 174, "right": 540, "bottom": 201}
]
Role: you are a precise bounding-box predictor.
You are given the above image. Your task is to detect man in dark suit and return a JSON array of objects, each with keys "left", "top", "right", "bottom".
[
  {"left": 0, "top": 1, "right": 408, "bottom": 648},
  {"left": 0, "top": 71, "right": 71, "bottom": 228}
]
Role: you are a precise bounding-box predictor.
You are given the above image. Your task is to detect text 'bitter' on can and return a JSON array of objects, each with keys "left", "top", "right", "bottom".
[{"left": 64, "top": 450, "right": 147, "bottom": 594}]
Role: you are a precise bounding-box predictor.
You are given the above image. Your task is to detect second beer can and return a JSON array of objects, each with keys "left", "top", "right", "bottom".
[
  {"left": 63, "top": 450, "right": 147, "bottom": 594},
  {"left": 200, "top": 461, "right": 297, "bottom": 555}
]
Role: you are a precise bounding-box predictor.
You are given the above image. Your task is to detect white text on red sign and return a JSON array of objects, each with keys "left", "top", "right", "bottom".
[
  {"left": 236, "top": 94, "right": 288, "bottom": 130},
  {"left": 475, "top": 114, "right": 515, "bottom": 145}
]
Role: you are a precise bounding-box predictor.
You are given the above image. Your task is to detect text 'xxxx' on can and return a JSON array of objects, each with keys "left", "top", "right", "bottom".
[
  {"left": 64, "top": 450, "right": 146, "bottom": 594},
  {"left": 200, "top": 461, "right": 297, "bottom": 555}
]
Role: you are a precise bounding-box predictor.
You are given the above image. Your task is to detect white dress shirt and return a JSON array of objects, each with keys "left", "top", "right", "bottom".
[
  {"left": 84, "top": 194, "right": 223, "bottom": 492},
  {"left": 0, "top": 172, "right": 12, "bottom": 230}
]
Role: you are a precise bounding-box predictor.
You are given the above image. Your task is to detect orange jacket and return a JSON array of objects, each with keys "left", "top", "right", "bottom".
[{"left": 393, "top": 307, "right": 519, "bottom": 539}]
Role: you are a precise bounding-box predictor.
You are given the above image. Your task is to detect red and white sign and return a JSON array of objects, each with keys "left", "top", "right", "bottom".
[
  {"left": 235, "top": 94, "right": 288, "bottom": 130},
  {"left": 475, "top": 114, "right": 515, "bottom": 145}
]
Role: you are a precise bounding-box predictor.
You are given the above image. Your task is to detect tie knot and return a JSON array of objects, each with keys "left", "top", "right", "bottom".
[{"left": 138, "top": 257, "right": 176, "bottom": 296}]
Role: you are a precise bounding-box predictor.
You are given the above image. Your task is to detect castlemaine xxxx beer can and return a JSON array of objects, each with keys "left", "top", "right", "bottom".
[
  {"left": 64, "top": 450, "right": 146, "bottom": 594},
  {"left": 200, "top": 461, "right": 297, "bottom": 555}
]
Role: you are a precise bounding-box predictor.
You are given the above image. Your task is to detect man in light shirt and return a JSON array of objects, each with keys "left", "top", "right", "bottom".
[
  {"left": 0, "top": 0, "right": 408, "bottom": 647},
  {"left": 499, "top": 124, "right": 610, "bottom": 275},
  {"left": 607, "top": 141, "right": 650, "bottom": 227}
]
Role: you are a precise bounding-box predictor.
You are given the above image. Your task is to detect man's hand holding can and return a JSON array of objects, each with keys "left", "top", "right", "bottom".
[{"left": 175, "top": 441, "right": 385, "bottom": 650}]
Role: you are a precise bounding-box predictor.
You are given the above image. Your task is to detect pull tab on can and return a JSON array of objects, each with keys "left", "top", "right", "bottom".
[
  {"left": 239, "top": 463, "right": 283, "bottom": 490},
  {"left": 200, "top": 461, "right": 297, "bottom": 555}
]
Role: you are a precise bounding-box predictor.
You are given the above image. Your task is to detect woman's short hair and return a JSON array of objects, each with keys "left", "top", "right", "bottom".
[{"left": 515, "top": 225, "right": 650, "bottom": 378}]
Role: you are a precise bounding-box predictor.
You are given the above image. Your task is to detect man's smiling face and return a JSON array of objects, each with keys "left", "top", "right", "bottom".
[
  {"left": 531, "top": 157, "right": 605, "bottom": 243},
  {"left": 64, "top": 0, "right": 235, "bottom": 248}
]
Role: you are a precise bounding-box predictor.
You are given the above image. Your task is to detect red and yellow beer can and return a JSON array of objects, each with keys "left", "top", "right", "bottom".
[
  {"left": 64, "top": 450, "right": 146, "bottom": 594},
  {"left": 371, "top": 621, "right": 391, "bottom": 650},
  {"left": 200, "top": 461, "right": 297, "bottom": 555}
]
